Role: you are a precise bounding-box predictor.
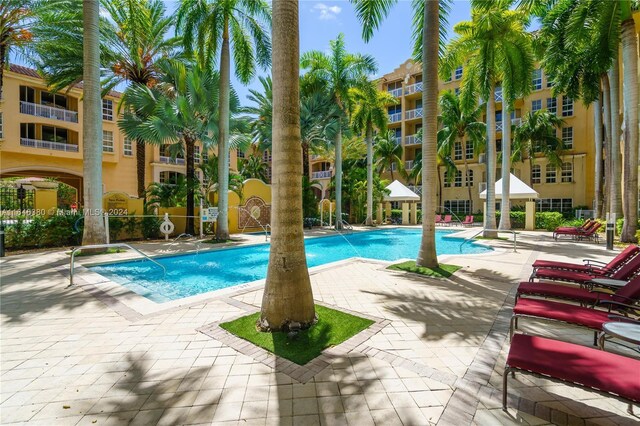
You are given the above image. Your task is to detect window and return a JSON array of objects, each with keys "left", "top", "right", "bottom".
[
  {"left": 466, "top": 169, "right": 474, "bottom": 187},
  {"left": 454, "top": 170, "right": 462, "bottom": 187},
  {"left": 496, "top": 138, "right": 502, "bottom": 152},
  {"left": 202, "top": 150, "right": 209, "bottom": 162},
  {"left": 42, "top": 125, "right": 68, "bottom": 143},
  {"left": 444, "top": 200, "right": 470, "bottom": 215},
  {"left": 546, "top": 97, "right": 557, "bottom": 115},
  {"left": 561, "top": 162, "right": 572, "bottom": 183},
  {"left": 388, "top": 105, "right": 401, "bottom": 114},
  {"left": 455, "top": 66, "right": 463, "bottom": 80},
  {"left": 561, "top": 127, "right": 573, "bottom": 149},
  {"left": 195, "top": 145, "right": 201, "bottom": 163},
  {"left": 465, "top": 142, "right": 474, "bottom": 159},
  {"left": 545, "top": 163, "right": 556, "bottom": 183},
  {"left": 20, "top": 123, "right": 35, "bottom": 139},
  {"left": 102, "top": 99, "right": 113, "bottom": 120},
  {"left": 531, "top": 99, "right": 542, "bottom": 112},
  {"left": 546, "top": 78, "right": 554, "bottom": 88},
  {"left": 454, "top": 87, "right": 460, "bottom": 96},
  {"left": 0, "top": 113, "right": 3, "bottom": 139},
  {"left": 532, "top": 68, "right": 542, "bottom": 90},
  {"left": 123, "top": 138, "right": 133, "bottom": 156},
  {"left": 263, "top": 150, "right": 272, "bottom": 162},
  {"left": 237, "top": 149, "right": 245, "bottom": 159},
  {"left": 536, "top": 198, "right": 572, "bottom": 212},
  {"left": 41, "top": 91, "right": 67, "bottom": 109},
  {"left": 531, "top": 164, "right": 541, "bottom": 184},
  {"left": 444, "top": 171, "right": 451, "bottom": 188},
  {"left": 159, "top": 171, "right": 183, "bottom": 185},
  {"left": 19, "top": 86, "right": 35, "bottom": 103},
  {"left": 562, "top": 96, "right": 573, "bottom": 117},
  {"left": 454, "top": 142, "right": 462, "bottom": 160},
  {"left": 103, "top": 130, "right": 114, "bottom": 153}
]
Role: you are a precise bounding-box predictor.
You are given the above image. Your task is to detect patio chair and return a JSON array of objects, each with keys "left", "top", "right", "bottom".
[
  {"left": 461, "top": 215, "right": 474, "bottom": 227},
  {"left": 553, "top": 221, "right": 602, "bottom": 241},
  {"left": 531, "top": 245, "right": 640, "bottom": 275},
  {"left": 530, "top": 251, "right": 640, "bottom": 287},
  {"left": 553, "top": 219, "right": 592, "bottom": 234},
  {"left": 442, "top": 215, "right": 453, "bottom": 226},
  {"left": 503, "top": 334, "right": 640, "bottom": 411},
  {"left": 516, "top": 275, "right": 640, "bottom": 306},
  {"left": 435, "top": 214, "right": 442, "bottom": 224}
]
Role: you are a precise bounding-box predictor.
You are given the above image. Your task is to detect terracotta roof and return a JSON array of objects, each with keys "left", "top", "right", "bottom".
[{"left": 7, "top": 63, "right": 122, "bottom": 98}]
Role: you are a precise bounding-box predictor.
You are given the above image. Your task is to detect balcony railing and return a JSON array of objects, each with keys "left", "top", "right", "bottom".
[
  {"left": 20, "top": 101, "right": 78, "bottom": 123},
  {"left": 405, "top": 160, "right": 414, "bottom": 170},
  {"left": 495, "top": 87, "right": 503, "bottom": 102},
  {"left": 394, "top": 136, "right": 402, "bottom": 146},
  {"left": 405, "top": 82, "right": 423, "bottom": 95},
  {"left": 388, "top": 87, "right": 402, "bottom": 98},
  {"left": 389, "top": 112, "right": 402, "bottom": 123},
  {"left": 404, "top": 134, "right": 420, "bottom": 145},
  {"left": 405, "top": 108, "right": 423, "bottom": 120},
  {"left": 20, "top": 137, "right": 79, "bottom": 152},
  {"left": 159, "top": 156, "right": 185, "bottom": 165},
  {"left": 408, "top": 185, "right": 422, "bottom": 195},
  {"left": 312, "top": 170, "right": 332, "bottom": 179},
  {"left": 496, "top": 118, "right": 522, "bottom": 132}
]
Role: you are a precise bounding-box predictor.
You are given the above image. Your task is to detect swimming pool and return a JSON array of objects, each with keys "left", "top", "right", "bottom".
[{"left": 89, "top": 229, "right": 491, "bottom": 302}]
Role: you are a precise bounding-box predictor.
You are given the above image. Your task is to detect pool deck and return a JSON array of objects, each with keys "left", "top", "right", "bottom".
[{"left": 1, "top": 226, "right": 638, "bottom": 425}]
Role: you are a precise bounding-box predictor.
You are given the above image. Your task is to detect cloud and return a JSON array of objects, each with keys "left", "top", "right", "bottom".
[{"left": 312, "top": 3, "right": 342, "bottom": 20}]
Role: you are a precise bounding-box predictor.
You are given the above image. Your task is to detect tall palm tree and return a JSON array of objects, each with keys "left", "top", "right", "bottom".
[
  {"left": 350, "top": 81, "right": 396, "bottom": 225},
  {"left": 81, "top": 0, "right": 106, "bottom": 245},
  {"left": 177, "top": 0, "right": 271, "bottom": 241},
  {"left": 259, "top": 0, "right": 315, "bottom": 331},
  {"left": 0, "top": 0, "right": 34, "bottom": 95},
  {"left": 437, "top": 90, "right": 486, "bottom": 213},
  {"left": 512, "top": 110, "right": 565, "bottom": 171},
  {"left": 440, "top": 0, "right": 533, "bottom": 236},
  {"left": 240, "top": 154, "right": 268, "bottom": 181},
  {"left": 199, "top": 154, "right": 243, "bottom": 204},
  {"left": 374, "top": 131, "right": 404, "bottom": 182},
  {"left": 244, "top": 75, "right": 272, "bottom": 152},
  {"left": 300, "top": 33, "right": 377, "bottom": 230}
]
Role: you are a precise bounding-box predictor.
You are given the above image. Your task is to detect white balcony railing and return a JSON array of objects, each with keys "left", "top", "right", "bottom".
[
  {"left": 404, "top": 134, "right": 420, "bottom": 145},
  {"left": 20, "top": 137, "right": 79, "bottom": 152},
  {"left": 312, "top": 170, "right": 332, "bottom": 179},
  {"left": 405, "top": 108, "right": 423, "bottom": 120},
  {"left": 405, "top": 82, "right": 423, "bottom": 95},
  {"left": 389, "top": 112, "right": 402, "bottom": 123},
  {"left": 496, "top": 121, "right": 503, "bottom": 132},
  {"left": 408, "top": 185, "right": 422, "bottom": 195},
  {"left": 393, "top": 137, "right": 402, "bottom": 146},
  {"left": 405, "top": 160, "right": 414, "bottom": 170},
  {"left": 388, "top": 87, "right": 403, "bottom": 97},
  {"left": 496, "top": 118, "right": 522, "bottom": 132},
  {"left": 495, "top": 87, "right": 503, "bottom": 102},
  {"left": 20, "top": 101, "right": 79, "bottom": 123},
  {"left": 159, "top": 156, "right": 186, "bottom": 165}
]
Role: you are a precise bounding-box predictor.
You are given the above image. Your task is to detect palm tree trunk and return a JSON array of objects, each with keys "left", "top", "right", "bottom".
[
  {"left": 0, "top": 44, "right": 6, "bottom": 98},
  {"left": 334, "top": 123, "right": 343, "bottom": 229},
  {"left": 620, "top": 18, "right": 639, "bottom": 243},
  {"left": 136, "top": 138, "right": 146, "bottom": 198},
  {"left": 260, "top": 0, "right": 315, "bottom": 331},
  {"left": 499, "top": 105, "right": 511, "bottom": 230},
  {"left": 81, "top": 0, "right": 106, "bottom": 246},
  {"left": 463, "top": 140, "right": 473, "bottom": 213},
  {"left": 484, "top": 83, "right": 498, "bottom": 237},
  {"left": 416, "top": 0, "right": 439, "bottom": 268},
  {"left": 365, "top": 124, "right": 374, "bottom": 226},
  {"left": 185, "top": 137, "right": 195, "bottom": 235},
  {"left": 437, "top": 164, "right": 442, "bottom": 210},
  {"left": 216, "top": 17, "right": 231, "bottom": 240},
  {"left": 594, "top": 93, "right": 603, "bottom": 219},
  {"left": 389, "top": 161, "right": 394, "bottom": 182},
  {"left": 608, "top": 62, "right": 622, "bottom": 217},
  {"left": 602, "top": 74, "right": 612, "bottom": 216}
]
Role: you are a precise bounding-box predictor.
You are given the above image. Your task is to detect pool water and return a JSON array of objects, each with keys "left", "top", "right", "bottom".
[{"left": 90, "top": 229, "right": 491, "bottom": 302}]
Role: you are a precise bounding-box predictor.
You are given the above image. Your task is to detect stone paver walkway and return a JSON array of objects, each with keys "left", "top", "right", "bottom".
[{"left": 1, "top": 228, "right": 638, "bottom": 425}]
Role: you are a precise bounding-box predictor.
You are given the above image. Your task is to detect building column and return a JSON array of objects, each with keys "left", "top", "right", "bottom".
[
  {"left": 377, "top": 203, "right": 384, "bottom": 224},
  {"left": 525, "top": 201, "right": 536, "bottom": 230},
  {"left": 401, "top": 202, "right": 409, "bottom": 225},
  {"left": 410, "top": 202, "right": 417, "bottom": 224},
  {"left": 385, "top": 202, "right": 392, "bottom": 222}
]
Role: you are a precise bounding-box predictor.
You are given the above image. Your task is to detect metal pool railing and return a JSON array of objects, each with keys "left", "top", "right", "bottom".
[{"left": 459, "top": 228, "right": 518, "bottom": 253}]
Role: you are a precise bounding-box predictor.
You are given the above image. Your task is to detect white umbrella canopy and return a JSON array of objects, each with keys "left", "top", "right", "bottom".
[
  {"left": 384, "top": 180, "right": 420, "bottom": 202},
  {"left": 479, "top": 173, "right": 539, "bottom": 200}
]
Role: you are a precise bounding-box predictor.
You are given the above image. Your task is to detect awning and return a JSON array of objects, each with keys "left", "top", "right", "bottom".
[
  {"left": 479, "top": 173, "right": 539, "bottom": 200},
  {"left": 384, "top": 180, "right": 420, "bottom": 202}
]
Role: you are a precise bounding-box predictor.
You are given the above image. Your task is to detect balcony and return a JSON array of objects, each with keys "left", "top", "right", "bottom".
[
  {"left": 20, "top": 101, "right": 78, "bottom": 123},
  {"left": 405, "top": 108, "right": 423, "bottom": 120},
  {"left": 393, "top": 137, "right": 402, "bottom": 146},
  {"left": 405, "top": 82, "right": 423, "bottom": 95},
  {"left": 495, "top": 87, "right": 503, "bottom": 102},
  {"left": 312, "top": 170, "right": 332, "bottom": 179},
  {"left": 405, "top": 160, "right": 414, "bottom": 170},
  {"left": 20, "top": 137, "right": 79, "bottom": 152},
  {"left": 496, "top": 118, "right": 522, "bottom": 132},
  {"left": 404, "top": 134, "right": 420, "bottom": 145},
  {"left": 389, "top": 112, "right": 402, "bottom": 123},
  {"left": 388, "top": 87, "right": 402, "bottom": 98},
  {"left": 159, "top": 156, "right": 185, "bottom": 165}
]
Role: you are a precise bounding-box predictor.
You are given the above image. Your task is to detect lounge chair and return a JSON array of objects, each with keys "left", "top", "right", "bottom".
[
  {"left": 531, "top": 245, "right": 640, "bottom": 275},
  {"left": 516, "top": 275, "right": 640, "bottom": 306},
  {"left": 530, "top": 251, "right": 640, "bottom": 287},
  {"left": 553, "top": 219, "right": 592, "bottom": 234},
  {"left": 461, "top": 215, "right": 474, "bottom": 227},
  {"left": 442, "top": 215, "right": 452, "bottom": 226},
  {"left": 553, "top": 221, "right": 602, "bottom": 241},
  {"left": 503, "top": 334, "right": 640, "bottom": 411},
  {"left": 435, "top": 214, "right": 442, "bottom": 224}
]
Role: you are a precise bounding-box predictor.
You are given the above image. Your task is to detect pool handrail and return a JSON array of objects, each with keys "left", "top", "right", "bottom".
[
  {"left": 459, "top": 228, "right": 518, "bottom": 253},
  {"left": 69, "top": 243, "right": 166, "bottom": 286}
]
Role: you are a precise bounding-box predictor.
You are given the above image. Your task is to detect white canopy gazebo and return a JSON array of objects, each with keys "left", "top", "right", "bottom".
[
  {"left": 381, "top": 180, "right": 420, "bottom": 225},
  {"left": 479, "top": 173, "right": 538, "bottom": 230}
]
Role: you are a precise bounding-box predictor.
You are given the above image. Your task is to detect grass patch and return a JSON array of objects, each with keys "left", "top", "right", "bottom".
[
  {"left": 220, "top": 305, "right": 374, "bottom": 365},
  {"left": 387, "top": 261, "right": 461, "bottom": 278},
  {"left": 474, "top": 236, "right": 509, "bottom": 241},
  {"left": 202, "top": 238, "right": 233, "bottom": 244},
  {"left": 66, "top": 248, "right": 125, "bottom": 256}
]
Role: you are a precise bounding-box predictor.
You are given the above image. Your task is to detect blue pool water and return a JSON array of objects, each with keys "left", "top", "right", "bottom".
[{"left": 90, "top": 229, "right": 491, "bottom": 302}]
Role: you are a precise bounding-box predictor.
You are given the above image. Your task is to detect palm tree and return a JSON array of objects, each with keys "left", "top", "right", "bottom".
[
  {"left": 374, "top": 130, "right": 404, "bottom": 182},
  {"left": 32, "top": 0, "right": 181, "bottom": 199},
  {"left": 440, "top": 0, "right": 533, "bottom": 236},
  {"left": 300, "top": 33, "right": 377, "bottom": 230},
  {"left": 0, "top": 0, "right": 34, "bottom": 95},
  {"left": 350, "top": 81, "right": 396, "bottom": 226},
  {"left": 240, "top": 154, "right": 268, "bottom": 181},
  {"left": 259, "top": 0, "right": 315, "bottom": 331},
  {"left": 199, "top": 154, "right": 243, "bottom": 204},
  {"left": 244, "top": 75, "right": 272, "bottom": 152},
  {"left": 81, "top": 0, "right": 106, "bottom": 245},
  {"left": 147, "top": 176, "right": 188, "bottom": 208},
  {"left": 437, "top": 90, "right": 486, "bottom": 212},
  {"left": 177, "top": 0, "right": 271, "bottom": 241},
  {"left": 512, "top": 110, "right": 565, "bottom": 171}
]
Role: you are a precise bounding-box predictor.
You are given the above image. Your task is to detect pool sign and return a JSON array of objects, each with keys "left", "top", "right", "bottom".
[{"left": 202, "top": 207, "right": 219, "bottom": 223}]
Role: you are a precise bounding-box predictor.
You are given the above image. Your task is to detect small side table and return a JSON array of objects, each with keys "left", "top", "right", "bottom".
[
  {"left": 598, "top": 321, "right": 640, "bottom": 351},
  {"left": 589, "top": 278, "right": 628, "bottom": 290}
]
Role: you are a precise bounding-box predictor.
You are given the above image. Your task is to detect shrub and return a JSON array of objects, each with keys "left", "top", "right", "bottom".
[
  {"left": 535, "top": 212, "right": 564, "bottom": 231},
  {"left": 5, "top": 213, "right": 83, "bottom": 250}
]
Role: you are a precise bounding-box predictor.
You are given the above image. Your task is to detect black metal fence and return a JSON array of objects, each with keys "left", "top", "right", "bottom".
[{"left": 0, "top": 186, "right": 35, "bottom": 211}]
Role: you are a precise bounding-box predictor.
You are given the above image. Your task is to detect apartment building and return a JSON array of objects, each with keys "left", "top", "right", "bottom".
[{"left": 0, "top": 64, "right": 236, "bottom": 202}]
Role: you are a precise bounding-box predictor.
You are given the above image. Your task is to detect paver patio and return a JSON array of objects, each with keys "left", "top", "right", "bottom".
[{"left": 1, "top": 228, "right": 638, "bottom": 425}]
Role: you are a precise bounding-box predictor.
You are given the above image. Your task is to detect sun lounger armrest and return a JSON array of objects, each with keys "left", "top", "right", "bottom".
[
  {"left": 583, "top": 259, "right": 607, "bottom": 267},
  {"left": 597, "top": 300, "right": 640, "bottom": 313}
]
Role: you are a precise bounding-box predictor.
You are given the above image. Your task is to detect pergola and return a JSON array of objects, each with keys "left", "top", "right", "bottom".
[
  {"left": 379, "top": 180, "right": 420, "bottom": 225},
  {"left": 479, "top": 173, "right": 539, "bottom": 230}
]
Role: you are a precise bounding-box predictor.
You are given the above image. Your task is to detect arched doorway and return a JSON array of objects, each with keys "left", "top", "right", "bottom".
[{"left": 0, "top": 168, "right": 83, "bottom": 201}]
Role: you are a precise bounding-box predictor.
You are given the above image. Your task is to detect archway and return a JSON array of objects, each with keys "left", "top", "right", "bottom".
[{"left": 0, "top": 168, "right": 83, "bottom": 202}]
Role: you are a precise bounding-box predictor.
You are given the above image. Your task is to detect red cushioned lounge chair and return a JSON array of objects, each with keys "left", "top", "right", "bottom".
[
  {"left": 553, "top": 221, "right": 602, "bottom": 242},
  {"left": 516, "top": 275, "right": 640, "bottom": 306},
  {"left": 531, "top": 252, "right": 640, "bottom": 287},
  {"left": 531, "top": 245, "right": 640, "bottom": 275},
  {"left": 503, "top": 334, "right": 640, "bottom": 412},
  {"left": 435, "top": 214, "right": 442, "bottom": 224},
  {"left": 461, "top": 215, "right": 474, "bottom": 227},
  {"left": 442, "top": 215, "right": 452, "bottom": 226},
  {"left": 553, "top": 219, "right": 592, "bottom": 234}
]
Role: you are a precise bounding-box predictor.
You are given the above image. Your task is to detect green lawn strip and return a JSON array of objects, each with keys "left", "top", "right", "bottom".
[
  {"left": 474, "top": 236, "right": 509, "bottom": 241},
  {"left": 202, "top": 238, "right": 234, "bottom": 244},
  {"left": 387, "top": 261, "right": 462, "bottom": 278},
  {"left": 219, "top": 305, "right": 374, "bottom": 365},
  {"left": 66, "top": 248, "right": 125, "bottom": 256}
]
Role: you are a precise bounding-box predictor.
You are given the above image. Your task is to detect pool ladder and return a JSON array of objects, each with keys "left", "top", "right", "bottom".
[
  {"left": 69, "top": 243, "right": 166, "bottom": 286},
  {"left": 459, "top": 228, "right": 518, "bottom": 253}
]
